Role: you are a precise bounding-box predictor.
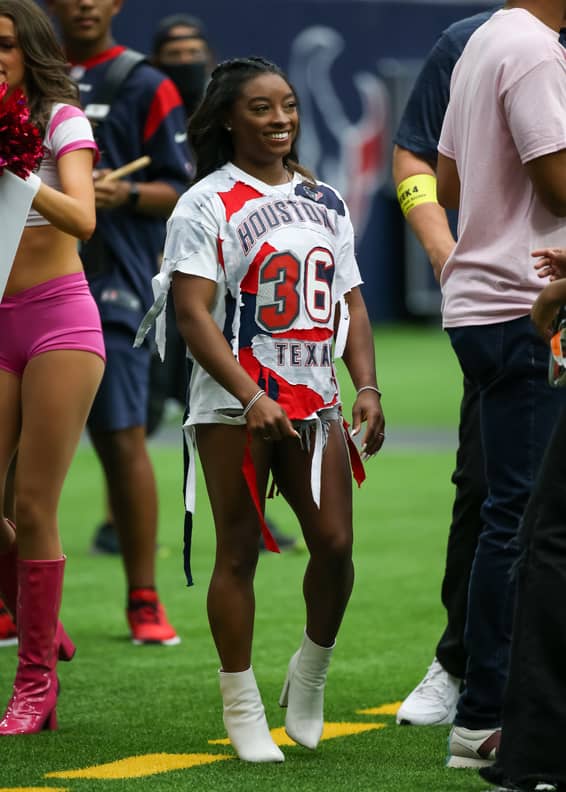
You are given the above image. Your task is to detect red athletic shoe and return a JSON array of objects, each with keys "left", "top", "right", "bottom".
[
  {"left": 0, "top": 598, "right": 17, "bottom": 647},
  {"left": 126, "top": 588, "right": 180, "bottom": 646}
]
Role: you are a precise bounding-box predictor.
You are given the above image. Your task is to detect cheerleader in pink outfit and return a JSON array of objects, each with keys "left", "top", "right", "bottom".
[{"left": 0, "top": 0, "right": 105, "bottom": 735}]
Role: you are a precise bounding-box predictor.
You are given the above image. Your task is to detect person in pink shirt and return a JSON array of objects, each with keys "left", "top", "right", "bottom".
[{"left": 437, "top": 0, "right": 566, "bottom": 770}]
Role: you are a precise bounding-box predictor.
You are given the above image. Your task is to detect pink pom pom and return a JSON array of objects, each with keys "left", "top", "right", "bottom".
[{"left": 0, "top": 84, "right": 44, "bottom": 179}]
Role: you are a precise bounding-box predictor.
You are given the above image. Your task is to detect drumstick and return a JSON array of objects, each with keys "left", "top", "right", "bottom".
[{"left": 100, "top": 155, "right": 152, "bottom": 183}]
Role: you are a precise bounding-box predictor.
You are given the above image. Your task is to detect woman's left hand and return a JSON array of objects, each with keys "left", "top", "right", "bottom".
[{"left": 350, "top": 389, "right": 385, "bottom": 461}]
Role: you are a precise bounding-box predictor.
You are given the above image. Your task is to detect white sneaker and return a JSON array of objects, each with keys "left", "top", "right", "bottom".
[
  {"left": 447, "top": 725, "right": 500, "bottom": 768},
  {"left": 396, "top": 657, "right": 461, "bottom": 726}
]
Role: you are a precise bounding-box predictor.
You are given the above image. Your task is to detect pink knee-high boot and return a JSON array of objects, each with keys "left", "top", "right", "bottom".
[
  {"left": 0, "top": 521, "right": 75, "bottom": 662},
  {"left": 0, "top": 557, "right": 66, "bottom": 734}
]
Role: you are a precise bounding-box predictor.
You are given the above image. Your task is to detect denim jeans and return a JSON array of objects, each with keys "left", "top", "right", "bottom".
[
  {"left": 435, "top": 377, "right": 486, "bottom": 680},
  {"left": 447, "top": 315, "right": 566, "bottom": 729}
]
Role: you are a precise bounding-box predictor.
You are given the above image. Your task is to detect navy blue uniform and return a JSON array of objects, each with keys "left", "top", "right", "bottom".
[
  {"left": 71, "top": 45, "right": 191, "bottom": 431},
  {"left": 395, "top": 8, "right": 566, "bottom": 162},
  {"left": 394, "top": 10, "right": 497, "bottom": 163}
]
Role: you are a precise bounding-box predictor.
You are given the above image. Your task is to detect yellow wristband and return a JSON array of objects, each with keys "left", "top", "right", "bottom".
[{"left": 396, "top": 174, "right": 438, "bottom": 218}]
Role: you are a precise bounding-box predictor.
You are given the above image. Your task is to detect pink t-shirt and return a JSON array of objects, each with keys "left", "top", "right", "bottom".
[
  {"left": 26, "top": 103, "right": 98, "bottom": 228},
  {"left": 438, "top": 8, "right": 566, "bottom": 328}
]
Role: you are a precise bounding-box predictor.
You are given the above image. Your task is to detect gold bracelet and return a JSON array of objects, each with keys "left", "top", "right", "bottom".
[{"left": 396, "top": 174, "right": 438, "bottom": 218}]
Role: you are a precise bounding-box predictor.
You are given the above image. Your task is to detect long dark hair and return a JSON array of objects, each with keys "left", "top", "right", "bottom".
[
  {"left": 188, "top": 56, "right": 315, "bottom": 185},
  {"left": 0, "top": 0, "right": 79, "bottom": 136}
]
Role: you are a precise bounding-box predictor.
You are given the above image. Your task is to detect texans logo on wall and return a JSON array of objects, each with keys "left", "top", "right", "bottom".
[{"left": 288, "top": 26, "right": 390, "bottom": 246}]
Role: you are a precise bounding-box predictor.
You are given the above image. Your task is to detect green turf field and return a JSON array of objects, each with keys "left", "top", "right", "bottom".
[{"left": 0, "top": 325, "right": 491, "bottom": 792}]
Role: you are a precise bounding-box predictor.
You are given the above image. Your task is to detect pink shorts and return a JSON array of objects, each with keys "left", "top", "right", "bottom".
[{"left": 0, "top": 272, "right": 106, "bottom": 377}]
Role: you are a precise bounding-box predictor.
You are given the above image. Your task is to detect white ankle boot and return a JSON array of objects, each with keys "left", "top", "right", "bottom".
[
  {"left": 219, "top": 667, "right": 284, "bottom": 762},
  {"left": 279, "top": 631, "right": 335, "bottom": 749}
]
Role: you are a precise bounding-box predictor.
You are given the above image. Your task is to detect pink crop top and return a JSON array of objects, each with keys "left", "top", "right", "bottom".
[{"left": 25, "top": 103, "right": 99, "bottom": 228}]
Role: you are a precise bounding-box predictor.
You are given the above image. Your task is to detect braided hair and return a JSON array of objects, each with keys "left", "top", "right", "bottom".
[
  {"left": 188, "top": 56, "right": 315, "bottom": 184},
  {"left": 0, "top": 0, "right": 80, "bottom": 136}
]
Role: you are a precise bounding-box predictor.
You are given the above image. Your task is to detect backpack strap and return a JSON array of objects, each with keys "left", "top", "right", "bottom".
[
  {"left": 83, "top": 49, "right": 146, "bottom": 131},
  {"left": 80, "top": 49, "right": 147, "bottom": 277},
  {"left": 96, "top": 49, "right": 146, "bottom": 106}
]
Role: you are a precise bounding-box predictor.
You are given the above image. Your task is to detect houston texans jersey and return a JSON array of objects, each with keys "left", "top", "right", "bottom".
[{"left": 148, "top": 162, "right": 362, "bottom": 424}]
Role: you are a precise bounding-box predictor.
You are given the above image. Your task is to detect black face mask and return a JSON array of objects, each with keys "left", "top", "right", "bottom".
[{"left": 159, "top": 61, "right": 207, "bottom": 117}]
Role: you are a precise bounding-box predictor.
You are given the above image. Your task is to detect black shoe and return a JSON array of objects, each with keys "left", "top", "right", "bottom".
[
  {"left": 491, "top": 785, "right": 563, "bottom": 792},
  {"left": 480, "top": 766, "right": 506, "bottom": 786},
  {"left": 91, "top": 521, "right": 121, "bottom": 555},
  {"left": 259, "top": 520, "right": 298, "bottom": 552},
  {"left": 480, "top": 766, "right": 562, "bottom": 792}
]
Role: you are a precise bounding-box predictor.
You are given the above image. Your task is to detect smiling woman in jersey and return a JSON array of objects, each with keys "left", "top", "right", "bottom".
[
  {"left": 0, "top": 0, "right": 104, "bottom": 735},
  {"left": 138, "top": 56, "right": 385, "bottom": 762}
]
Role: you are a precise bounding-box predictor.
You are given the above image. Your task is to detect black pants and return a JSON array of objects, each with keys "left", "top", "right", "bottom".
[
  {"left": 435, "top": 377, "right": 486, "bottom": 679},
  {"left": 495, "top": 407, "right": 566, "bottom": 785}
]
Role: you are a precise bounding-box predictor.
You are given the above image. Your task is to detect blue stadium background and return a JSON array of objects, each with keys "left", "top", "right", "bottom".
[{"left": 41, "top": 0, "right": 495, "bottom": 321}]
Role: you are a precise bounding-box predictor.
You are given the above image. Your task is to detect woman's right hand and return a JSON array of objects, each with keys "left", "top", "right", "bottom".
[{"left": 244, "top": 392, "right": 300, "bottom": 442}]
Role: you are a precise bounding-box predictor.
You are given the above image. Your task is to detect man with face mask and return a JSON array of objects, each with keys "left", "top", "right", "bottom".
[
  {"left": 151, "top": 14, "right": 213, "bottom": 119},
  {"left": 141, "top": 13, "right": 213, "bottom": 434}
]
